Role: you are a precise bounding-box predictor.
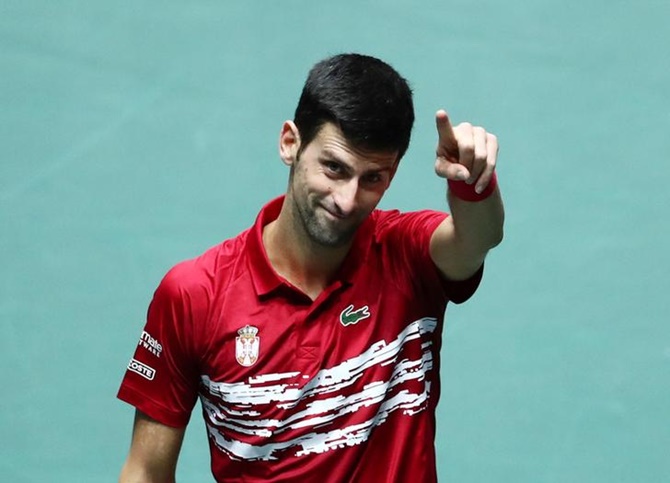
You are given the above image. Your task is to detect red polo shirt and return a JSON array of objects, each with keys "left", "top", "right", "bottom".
[{"left": 118, "top": 196, "right": 482, "bottom": 482}]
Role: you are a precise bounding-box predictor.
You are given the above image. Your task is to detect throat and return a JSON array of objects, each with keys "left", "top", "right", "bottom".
[{"left": 262, "top": 219, "right": 350, "bottom": 300}]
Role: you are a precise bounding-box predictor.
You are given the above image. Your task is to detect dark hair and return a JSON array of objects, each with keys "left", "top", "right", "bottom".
[{"left": 294, "top": 53, "right": 414, "bottom": 160}]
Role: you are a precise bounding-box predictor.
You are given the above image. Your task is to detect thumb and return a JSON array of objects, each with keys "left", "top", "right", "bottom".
[{"left": 435, "top": 156, "right": 470, "bottom": 181}]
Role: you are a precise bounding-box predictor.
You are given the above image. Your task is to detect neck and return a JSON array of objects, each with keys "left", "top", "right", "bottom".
[{"left": 262, "top": 202, "right": 352, "bottom": 299}]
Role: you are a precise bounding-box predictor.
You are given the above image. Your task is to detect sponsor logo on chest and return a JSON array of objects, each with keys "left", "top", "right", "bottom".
[{"left": 340, "top": 304, "right": 371, "bottom": 326}]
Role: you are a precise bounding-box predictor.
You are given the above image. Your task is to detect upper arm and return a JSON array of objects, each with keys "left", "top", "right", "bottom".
[{"left": 119, "top": 410, "right": 186, "bottom": 483}]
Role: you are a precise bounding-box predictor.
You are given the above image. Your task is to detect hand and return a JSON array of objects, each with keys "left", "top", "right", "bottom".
[{"left": 434, "top": 110, "right": 498, "bottom": 194}]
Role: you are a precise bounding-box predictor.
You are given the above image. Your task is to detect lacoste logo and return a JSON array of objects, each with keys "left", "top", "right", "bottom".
[
  {"left": 340, "top": 304, "right": 371, "bottom": 327},
  {"left": 128, "top": 358, "right": 156, "bottom": 381}
]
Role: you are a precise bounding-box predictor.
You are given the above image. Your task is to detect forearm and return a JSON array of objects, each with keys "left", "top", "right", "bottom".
[
  {"left": 447, "top": 182, "right": 505, "bottom": 257},
  {"left": 119, "top": 411, "right": 183, "bottom": 483},
  {"left": 431, "top": 112, "right": 504, "bottom": 279},
  {"left": 119, "top": 464, "right": 176, "bottom": 483}
]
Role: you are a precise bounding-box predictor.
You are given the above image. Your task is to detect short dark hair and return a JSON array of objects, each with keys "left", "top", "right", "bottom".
[{"left": 294, "top": 53, "right": 414, "bottom": 160}]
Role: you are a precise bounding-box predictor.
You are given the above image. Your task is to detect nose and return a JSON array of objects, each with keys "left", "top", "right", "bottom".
[{"left": 332, "top": 179, "right": 359, "bottom": 217}]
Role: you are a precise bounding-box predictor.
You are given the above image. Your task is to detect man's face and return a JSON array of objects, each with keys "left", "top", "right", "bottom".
[{"left": 286, "top": 123, "right": 398, "bottom": 248}]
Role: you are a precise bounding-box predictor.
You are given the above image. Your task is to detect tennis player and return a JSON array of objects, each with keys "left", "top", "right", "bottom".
[{"left": 117, "top": 53, "right": 504, "bottom": 482}]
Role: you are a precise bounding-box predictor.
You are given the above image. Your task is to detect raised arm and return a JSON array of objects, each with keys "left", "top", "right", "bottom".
[
  {"left": 429, "top": 110, "right": 505, "bottom": 281},
  {"left": 119, "top": 410, "right": 186, "bottom": 483}
]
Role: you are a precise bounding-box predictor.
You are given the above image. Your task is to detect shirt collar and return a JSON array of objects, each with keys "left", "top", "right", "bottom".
[
  {"left": 246, "top": 196, "right": 286, "bottom": 297},
  {"left": 245, "top": 195, "right": 376, "bottom": 298}
]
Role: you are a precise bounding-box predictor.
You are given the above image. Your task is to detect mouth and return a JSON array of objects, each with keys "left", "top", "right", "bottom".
[{"left": 319, "top": 204, "right": 345, "bottom": 221}]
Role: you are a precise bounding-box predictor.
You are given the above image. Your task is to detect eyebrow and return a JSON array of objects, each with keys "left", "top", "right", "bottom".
[
  {"left": 319, "top": 150, "right": 394, "bottom": 174},
  {"left": 319, "top": 149, "right": 347, "bottom": 164}
]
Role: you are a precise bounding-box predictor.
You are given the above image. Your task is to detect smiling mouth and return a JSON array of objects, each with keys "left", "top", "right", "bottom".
[{"left": 319, "top": 204, "right": 345, "bottom": 220}]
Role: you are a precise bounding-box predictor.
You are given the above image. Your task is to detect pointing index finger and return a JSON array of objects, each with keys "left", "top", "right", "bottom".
[{"left": 435, "top": 109, "right": 458, "bottom": 156}]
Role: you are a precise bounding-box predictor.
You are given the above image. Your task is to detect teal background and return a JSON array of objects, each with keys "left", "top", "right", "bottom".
[{"left": 1, "top": 1, "right": 668, "bottom": 481}]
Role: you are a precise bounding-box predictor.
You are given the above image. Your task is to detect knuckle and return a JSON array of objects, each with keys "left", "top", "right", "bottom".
[
  {"left": 474, "top": 146, "right": 488, "bottom": 162},
  {"left": 434, "top": 159, "right": 448, "bottom": 177},
  {"left": 454, "top": 123, "right": 472, "bottom": 137},
  {"left": 459, "top": 139, "right": 475, "bottom": 152}
]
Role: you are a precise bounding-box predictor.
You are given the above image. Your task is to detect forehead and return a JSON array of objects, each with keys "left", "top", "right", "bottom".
[{"left": 307, "top": 123, "right": 398, "bottom": 168}]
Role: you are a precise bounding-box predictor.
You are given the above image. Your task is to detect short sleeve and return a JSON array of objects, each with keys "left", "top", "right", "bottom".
[
  {"left": 117, "top": 262, "right": 208, "bottom": 427},
  {"left": 374, "top": 209, "right": 483, "bottom": 304}
]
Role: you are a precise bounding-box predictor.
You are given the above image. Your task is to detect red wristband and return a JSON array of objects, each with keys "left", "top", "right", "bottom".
[{"left": 448, "top": 172, "right": 498, "bottom": 202}]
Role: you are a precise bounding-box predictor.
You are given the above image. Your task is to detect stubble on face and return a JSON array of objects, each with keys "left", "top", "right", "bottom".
[
  {"left": 285, "top": 123, "right": 397, "bottom": 250},
  {"left": 290, "top": 180, "right": 360, "bottom": 248}
]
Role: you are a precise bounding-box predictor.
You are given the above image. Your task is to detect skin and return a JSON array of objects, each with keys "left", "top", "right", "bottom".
[
  {"left": 118, "top": 111, "right": 504, "bottom": 481},
  {"left": 429, "top": 110, "right": 505, "bottom": 280},
  {"left": 263, "top": 120, "right": 398, "bottom": 300},
  {"left": 119, "top": 410, "right": 185, "bottom": 483}
]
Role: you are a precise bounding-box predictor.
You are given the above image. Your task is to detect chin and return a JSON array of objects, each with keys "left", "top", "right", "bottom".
[{"left": 312, "top": 223, "right": 359, "bottom": 248}]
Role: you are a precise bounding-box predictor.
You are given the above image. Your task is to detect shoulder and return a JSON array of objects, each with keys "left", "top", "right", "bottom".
[
  {"left": 365, "top": 208, "right": 450, "bottom": 294},
  {"left": 157, "top": 229, "right": 250, "bottom": 301}
]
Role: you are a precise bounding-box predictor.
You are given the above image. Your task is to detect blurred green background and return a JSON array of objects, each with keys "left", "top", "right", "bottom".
[{"left": 1, "top": 1, "right": 668, "bottom": 481}]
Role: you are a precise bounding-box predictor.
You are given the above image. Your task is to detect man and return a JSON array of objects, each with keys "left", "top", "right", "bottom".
[{"left": 118, "top": 53, "right": 504, "bottom": 482}]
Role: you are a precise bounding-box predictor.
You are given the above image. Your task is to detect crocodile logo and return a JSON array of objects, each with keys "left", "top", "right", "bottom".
[{"left": 340, "top": 304, "right": 371, "bottom": 327}]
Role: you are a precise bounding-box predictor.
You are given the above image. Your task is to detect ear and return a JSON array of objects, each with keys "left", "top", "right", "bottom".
[{"left": 279, "top": 121, "right": 301, "bottom": 166}]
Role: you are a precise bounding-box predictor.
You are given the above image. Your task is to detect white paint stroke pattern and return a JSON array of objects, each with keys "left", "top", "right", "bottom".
[{"left": 199, "top": 317, "right": 437, "bottom": 461}]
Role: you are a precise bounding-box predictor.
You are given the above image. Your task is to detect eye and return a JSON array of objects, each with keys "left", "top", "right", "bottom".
[
  {"left": 324, "top": 161, "right": 343, "bottom": 174},
  {"left": 362, "top": 172, "right": 383, "bottom": 184}
]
